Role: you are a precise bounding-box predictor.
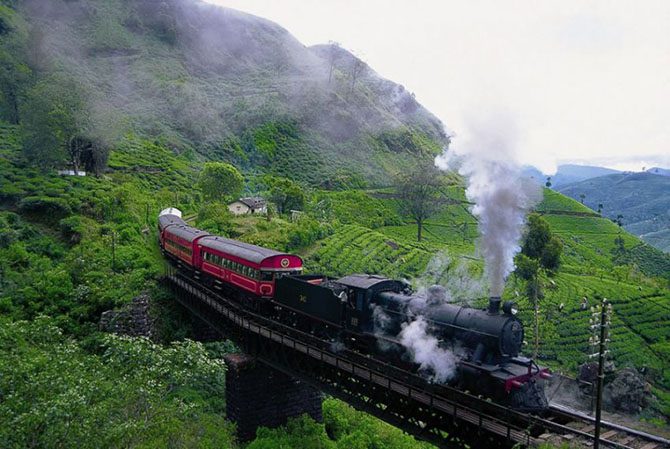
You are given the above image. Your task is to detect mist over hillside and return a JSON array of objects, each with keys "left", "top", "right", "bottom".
[{"left": 3, "top": 0, "right": 447, "bottom": 185}]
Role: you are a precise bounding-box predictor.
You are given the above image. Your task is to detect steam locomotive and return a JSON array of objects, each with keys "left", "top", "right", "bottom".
[{"left": 158, "top": 208, "right": 550, "bottom": 413}]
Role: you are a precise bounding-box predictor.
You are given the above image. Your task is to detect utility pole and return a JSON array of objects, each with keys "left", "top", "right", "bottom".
[
  {"left": 589, "top": 298, "right": 612, "bottom": 449},
  {"left": 111, "top": 231, "right": 116, "bottom": 273}
]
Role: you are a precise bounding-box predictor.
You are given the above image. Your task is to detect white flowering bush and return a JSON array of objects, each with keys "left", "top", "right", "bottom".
[{"left": 0, "top": 316, "right": 231, "bottom": 449}]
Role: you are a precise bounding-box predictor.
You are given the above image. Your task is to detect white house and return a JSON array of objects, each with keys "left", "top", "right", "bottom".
[{"left": 228, "top": 197, "right": 267, "bottom": 215}]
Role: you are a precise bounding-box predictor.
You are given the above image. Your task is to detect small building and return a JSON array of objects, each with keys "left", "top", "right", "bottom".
[
  {"left": 228, "top": 197, "right": 267, "bottom": 216},
  {"left": 58, "top": 169, "right": 86, "bottom": 176}
]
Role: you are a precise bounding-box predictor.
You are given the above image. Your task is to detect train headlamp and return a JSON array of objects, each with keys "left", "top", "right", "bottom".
[{"left": 503, "top": 301, "right": 518, "bottom": 315}]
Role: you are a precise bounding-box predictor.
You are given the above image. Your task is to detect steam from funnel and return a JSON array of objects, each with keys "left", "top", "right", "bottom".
[
  {"left": 435, "top": 115, "right": 542, "bottom": 297},
  {"left": 399, "top": 317, "right": 457, "bottom": 383}
]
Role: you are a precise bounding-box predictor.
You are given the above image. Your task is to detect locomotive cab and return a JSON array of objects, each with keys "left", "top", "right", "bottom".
[{"left": 335, "top": 274, "right": 409, "bottom": 332}]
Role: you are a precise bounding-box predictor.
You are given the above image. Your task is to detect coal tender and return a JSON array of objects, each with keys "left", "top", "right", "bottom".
[{"left": 275, "top": 273, "right": 550, "bottom": 413}]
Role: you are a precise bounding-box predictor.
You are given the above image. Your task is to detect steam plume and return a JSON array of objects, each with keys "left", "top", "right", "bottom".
[
  {"left": 435, "top": 116, "right": 542, "bottom": 296},
  {"left": 399, "top": 317, "right": 457, "bottom": 383},
  {"left": 414, "top": 252, "right": 485, "bottom": 304}
]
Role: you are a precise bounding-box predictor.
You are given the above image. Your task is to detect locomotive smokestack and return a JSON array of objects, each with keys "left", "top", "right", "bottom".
[{"left": 488, "top": 296, "right": 501, "bottom": 315}]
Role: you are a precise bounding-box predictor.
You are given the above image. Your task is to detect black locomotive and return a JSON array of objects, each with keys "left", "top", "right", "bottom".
[{"left": 274, "top": 273, "right": 550, "bottom": 413}]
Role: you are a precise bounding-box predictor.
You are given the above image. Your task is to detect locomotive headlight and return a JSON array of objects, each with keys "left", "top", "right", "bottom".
[{"left": 503, "top": 301, "right": 518, "bottom": 315}]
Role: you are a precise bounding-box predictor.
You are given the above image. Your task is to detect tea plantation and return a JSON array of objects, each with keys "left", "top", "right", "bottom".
[{"left": 2, "top": 120, "right": 669, "bottom": 446}]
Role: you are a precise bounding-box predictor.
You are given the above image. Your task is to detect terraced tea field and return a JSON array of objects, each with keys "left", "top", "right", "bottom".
[{"left": 304, "top": 187, "right": 670, "bottom": 400}]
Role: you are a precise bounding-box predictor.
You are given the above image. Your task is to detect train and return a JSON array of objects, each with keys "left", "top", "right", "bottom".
[{"left": 158, "top": 207, "right": 550, "bottom": 413}]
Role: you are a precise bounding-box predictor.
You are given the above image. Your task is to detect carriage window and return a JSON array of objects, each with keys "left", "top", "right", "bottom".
[{"left": 260, "top": 272, "right": 273, "bottom": 281}]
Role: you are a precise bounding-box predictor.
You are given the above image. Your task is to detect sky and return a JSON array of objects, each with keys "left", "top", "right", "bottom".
[{"left": 203, "top": 0, "right": 669, "bottom": 173}]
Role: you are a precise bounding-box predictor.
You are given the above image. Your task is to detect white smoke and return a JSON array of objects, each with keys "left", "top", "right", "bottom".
[
  {"left": 371, "top": 304, "right": 397, "bottom": 352},
  {"left": 435, "top": 115, "right": 542, "bottom": 296},
  {"left": 399, "top": 317, "right": 458, "bottom": 383},
  {"left": 414, "top": 251, "right": 485, "bottom": 304}
]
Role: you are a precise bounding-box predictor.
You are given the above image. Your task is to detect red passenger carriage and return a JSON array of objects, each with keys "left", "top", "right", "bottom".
[{"left": 158, "top": 210, "right": 302, "bottom": 299}]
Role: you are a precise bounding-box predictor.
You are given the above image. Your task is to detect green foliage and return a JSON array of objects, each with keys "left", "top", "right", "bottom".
[
  {"left": 91, "top": 3, "right": 133, "bottom": 51},
  {"left": 19, "top": 74, "right": 109, "bottom": 173},
  {"left": 224, "top": 214, "right": 332, "bottom": 253},
  {"left": 246, "top": 398, "right": 433, "bottom": 449},
  {"left": 541, "top": 236, "right": 563, "bottom": 271},
  {"left": 286, "top": 215, "right": 333, "bottom": 251},
  {"left": 252, "top": 121, "right": 299, "bottom": 159},
  {"left": 18, "top": 195, "right": 73, "bottom": 221},
  {"left": 197, "top": 202, "right": 235, "bottom": 236},
  {"left": 375, "top": 126, "right": 442, "bottom": 157},
  {"left": 0, "top": 317, "right": 232, "bottom": 449},
  {"left": 515, "top": 253, "right": 539, "bottom": 281},
  {"left": 323, "top": 398, "right": 433, "bottom": 449},
  {"left": 612, "top": 239, "right": 670, "bottom": 282},
  {"left": 521, "top": 214, "right": 563, "bottom": 272},
  {"left": 311, "top": 190, "right": 402, "bottom": 229},
  {"left": 522, "top": 214, "right": 552, "bottom": 259},
  {"left": 557, "top": 173, "right": 670, "bottom": 253},
  {"left": 394, "top": 162, "right": 446, "bottom": 241},
  {"left": 307, "top": 224, "right": 432, "bottom": 279},
  {"left": 198, "top": 162, "right": 244, "bottom": 203},
  {"left": 265, "top": 175, "right": 306, "bottom": 214},
  {"left": 0, "top": 5, "right": 30, "bottom": 124},
  {"left": 248, "top": 415, "right": 335, "bottom": 449}
]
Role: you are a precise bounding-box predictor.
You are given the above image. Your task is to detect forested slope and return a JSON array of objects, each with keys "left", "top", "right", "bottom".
[{"left": 0, "top": 0, "right": 447, "bottom": 186}]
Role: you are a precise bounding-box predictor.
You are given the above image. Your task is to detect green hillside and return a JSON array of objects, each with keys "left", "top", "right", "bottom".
[
  {"left": 2, "top": 120, "right": 670, "bottom": 445},
  {"left": 0, "top": 0, "right": 446, "bottom": 186},
  {"left": 1, "top": 0, "right": 669, "bottom": 445},
  {"left": 558, "top": 172, "right": 670, "bottom": 252}
]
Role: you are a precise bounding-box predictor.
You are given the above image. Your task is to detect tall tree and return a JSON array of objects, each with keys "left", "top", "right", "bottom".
[
  {"left": 197, "top": 162, "right": 244, "bottom": 203},
  {"left": 515, "top": 213, "right": 563, "bottom": 357},
  {"left": 326, "top": 41, "right": 341, "bottom": 84},
  {"left": 395, "top": 163, "right": 445, "bottom": 242},
  {"left": 0, "top": 6, "right": 31, "bottom": 124},
  {"left": 266, "top": 176, "right": 305, "bottom": 214},
  {"left": 21, "top": 76, "right": 88, "bottom": 170},
  {"left": 349, "top": 57, "right": 366, "bottom": 93}
]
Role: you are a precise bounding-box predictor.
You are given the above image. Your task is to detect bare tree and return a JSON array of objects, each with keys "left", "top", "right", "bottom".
[
  {"left": 349, "top": 57, "right": 366, "bottom": 93},
  {"left": 326, "top": 41, "right": 341, "bottom": 84},
  {"left": 395, "top": 163, "right": 445, "bottom": 242}
]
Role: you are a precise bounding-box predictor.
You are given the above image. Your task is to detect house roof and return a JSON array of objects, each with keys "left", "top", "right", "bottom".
[{"left": 237, "top": 197, "right": 266, "bottom": 209}]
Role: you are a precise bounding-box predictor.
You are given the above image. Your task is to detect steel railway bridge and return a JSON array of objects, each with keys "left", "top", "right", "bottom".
[{"left": 163, "top": 267, "right": 670, "bottom": 449}]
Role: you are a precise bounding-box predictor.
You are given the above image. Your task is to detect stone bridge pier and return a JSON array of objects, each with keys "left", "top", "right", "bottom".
[{"left": 223, "top": 353, "right": 323, "bottom": 441}]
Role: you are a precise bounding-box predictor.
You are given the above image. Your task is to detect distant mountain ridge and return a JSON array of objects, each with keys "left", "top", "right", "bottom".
[
  {"left": 647, "top": 167, "right": 670, "bottom": 177},
  {"left": 558, "top": 172, "right": 670, "bottom": 252},
  {"left": 523, "top": 164, "right": 621, "bottom": 187}
]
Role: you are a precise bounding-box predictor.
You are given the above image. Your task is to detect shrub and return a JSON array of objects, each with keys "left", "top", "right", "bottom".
[{"left": 18, "top": 195, "right": 72, "bottom": 220}]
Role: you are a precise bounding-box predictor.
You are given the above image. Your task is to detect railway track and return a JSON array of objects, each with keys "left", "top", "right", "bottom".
[
  {"left": 163, "top": 267, "right": 669, "bottom": 448},
  {"left": 534, "top": 404, "right": 670, "bottom": 448}
]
